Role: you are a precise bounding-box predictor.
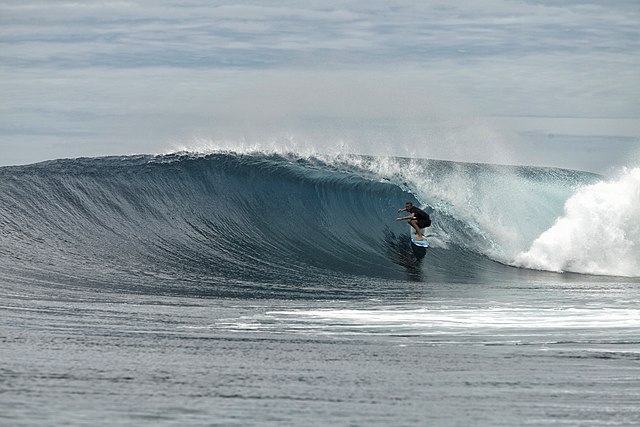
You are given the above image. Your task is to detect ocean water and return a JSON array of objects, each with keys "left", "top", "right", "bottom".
[{"left": 1, "top": 152, "right": 639, "bottom": 426}]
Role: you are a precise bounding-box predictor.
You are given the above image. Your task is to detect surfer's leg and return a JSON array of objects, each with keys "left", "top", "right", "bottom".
[{"left": 409, "top": 220, "right": 423, "bottom": 240}]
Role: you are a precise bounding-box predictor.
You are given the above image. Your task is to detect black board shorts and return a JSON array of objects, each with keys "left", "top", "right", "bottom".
[{"left": 416, "top": 219, "right": 430, "bottom": 229}]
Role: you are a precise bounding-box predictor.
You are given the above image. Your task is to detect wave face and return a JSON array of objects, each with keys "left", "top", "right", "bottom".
[{"left": 0, "top": 153, "right": 635, "bottom": 298}]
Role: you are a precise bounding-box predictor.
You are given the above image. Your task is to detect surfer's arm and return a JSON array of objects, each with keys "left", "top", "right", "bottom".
[{"left": 395, "top": 214, "right": 415, "bottom": 221}]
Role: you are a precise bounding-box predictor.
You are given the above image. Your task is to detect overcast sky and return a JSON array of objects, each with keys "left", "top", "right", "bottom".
[{"left": 1, "top": 0, "right": 639, "bottom": 172}]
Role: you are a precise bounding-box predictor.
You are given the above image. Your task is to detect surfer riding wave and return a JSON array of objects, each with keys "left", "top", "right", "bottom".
[{"left": 396, "top": 201, "right": 431, "bottom": 241}]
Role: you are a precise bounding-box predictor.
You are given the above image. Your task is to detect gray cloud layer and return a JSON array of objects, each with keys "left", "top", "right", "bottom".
[{"left": 1, "top": 1, "right": 639, "bottom": 170}]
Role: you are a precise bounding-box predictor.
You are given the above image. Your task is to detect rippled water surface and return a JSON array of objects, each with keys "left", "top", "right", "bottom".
[{"left": 3, "top": 276, "right": 639, "bottom": 426}]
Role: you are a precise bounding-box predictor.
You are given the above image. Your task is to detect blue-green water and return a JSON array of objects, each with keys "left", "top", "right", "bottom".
[{"left": 1, "top": 153, "right": 639, "bottom": 426}]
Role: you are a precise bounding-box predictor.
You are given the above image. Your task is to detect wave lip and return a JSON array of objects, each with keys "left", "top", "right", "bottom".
[{"left": 514, "top": 168, "right": 640, "bottom": 277}]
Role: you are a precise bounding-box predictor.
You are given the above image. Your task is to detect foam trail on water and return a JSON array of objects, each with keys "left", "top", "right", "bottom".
[
  {"left": 267, "top": 307, "right": 640, "bottom": 332},
  {"left": 515, "top": 167, "right": 640, "bottom": 277}
]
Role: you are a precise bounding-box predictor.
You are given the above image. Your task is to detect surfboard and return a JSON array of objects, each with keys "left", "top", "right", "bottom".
[{"left": 410, "top": 228, "right": 429, "bottom": 247}]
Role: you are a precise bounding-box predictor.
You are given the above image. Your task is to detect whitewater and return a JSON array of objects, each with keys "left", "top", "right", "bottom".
[{"left": 2, "top": 151, "right": 639, "bottom": 426}]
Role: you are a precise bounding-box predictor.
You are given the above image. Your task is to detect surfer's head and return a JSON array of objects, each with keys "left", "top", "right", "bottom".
[{"left": 405, "top": 202, "right": 413, "bottom": 209}]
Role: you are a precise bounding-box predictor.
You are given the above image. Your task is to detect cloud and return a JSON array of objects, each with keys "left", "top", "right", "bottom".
[
  {"left": 0, "top": 1, "right": 638, "bottom": 168},
  {"left": 2, "top": 1, "right": 637, "bottom": 67}
]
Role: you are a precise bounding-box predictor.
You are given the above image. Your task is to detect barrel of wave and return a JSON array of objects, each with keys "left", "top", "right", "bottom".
[{"left": 514, "top": 167, "right": 640, "bottom": 277}]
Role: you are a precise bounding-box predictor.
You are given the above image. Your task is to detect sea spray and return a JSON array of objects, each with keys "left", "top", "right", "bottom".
[{"left": 515, "top": 167, "right": 640, "bottom": 276}]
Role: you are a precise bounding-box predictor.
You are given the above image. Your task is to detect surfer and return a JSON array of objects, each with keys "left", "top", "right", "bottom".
[{"left": 396, "top": 202, "right": 431, "bottom": 241}]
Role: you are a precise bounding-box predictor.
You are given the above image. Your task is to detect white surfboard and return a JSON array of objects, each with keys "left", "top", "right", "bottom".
[{"left": 410, "top": 228, "right": 429, "bottom": 247}]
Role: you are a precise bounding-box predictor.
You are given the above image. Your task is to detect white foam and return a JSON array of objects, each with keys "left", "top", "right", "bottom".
[
  {"left": 515, "top": 167, "right": 640, "bottom": 276},
  {"left": 268, "top": 307, "right": 640, "bottom": 331}
]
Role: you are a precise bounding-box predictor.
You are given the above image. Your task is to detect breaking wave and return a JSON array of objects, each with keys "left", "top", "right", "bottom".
[
  {"left": 0, "top": 152, "right": 636, "bottom": 298},
  {"left": 515, "top": 167, "right": 640, "bottom": 276}
]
